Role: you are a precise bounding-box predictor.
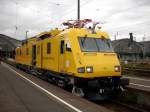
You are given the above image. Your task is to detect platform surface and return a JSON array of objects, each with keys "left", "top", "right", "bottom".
[
  {"left": 0, "top": 63, "right": 70, "bottom": 112},
  {"left": 0, "top": 62, "right": 112, "bottom": 112}
]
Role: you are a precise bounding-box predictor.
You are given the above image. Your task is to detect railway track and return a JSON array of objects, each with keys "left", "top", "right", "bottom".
[
  {"left": 123, "top": 67, "right": 150, "bottom": 77},
  {"left": 124, "top": 67, "right": 150, "bottom": 72},
  {"left": 109, "top": 100, "right": 148, "bottom": 112},
  {"left": 96, "top": 99, "right": 149, "bottom": 112}
]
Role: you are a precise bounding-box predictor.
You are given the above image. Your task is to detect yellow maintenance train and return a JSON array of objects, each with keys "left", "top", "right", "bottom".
[{"left": 15, "top": 19, "right": 129, "bottom": 100}]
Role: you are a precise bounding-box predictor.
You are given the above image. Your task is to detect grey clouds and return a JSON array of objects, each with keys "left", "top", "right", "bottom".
[{"left": 0, "top": 0, "right": 150, "bottom": 41}]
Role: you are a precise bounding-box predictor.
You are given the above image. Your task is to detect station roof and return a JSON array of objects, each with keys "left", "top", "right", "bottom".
[
  {"left": 112, "top": 38, "right": 143, "bottom": 54},
  {"left": 112, "top": 37, "right": 150, "bottom": 57},
  {"left": 0, "top": 34, "right": 21, "bottom": 51}
]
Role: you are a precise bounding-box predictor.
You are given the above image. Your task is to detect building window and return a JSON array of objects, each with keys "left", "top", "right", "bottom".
[{"left": 47, "top": 42, "right": 51, "bottom": 54}]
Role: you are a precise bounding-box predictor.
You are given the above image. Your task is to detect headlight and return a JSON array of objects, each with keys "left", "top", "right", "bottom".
[
  {"left": 114, "top": 66, "right": 120, "bottom": 72},
  {"left": 77, "top": 67, "right": 85, "bottom": 73},
  {"left": 86, "top": 66, "right": 93, "bottom": 73}
]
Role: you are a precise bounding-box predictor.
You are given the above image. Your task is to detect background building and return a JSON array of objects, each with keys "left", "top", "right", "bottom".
[
  {"left": 112, "top": 33, "right": 150, "bottom": 62},
  {"left": 0, "top": 34, "right": 21, "bottom": 58},
  {"left": 140, "top": 41, "right": 150, "bottom": 60}
]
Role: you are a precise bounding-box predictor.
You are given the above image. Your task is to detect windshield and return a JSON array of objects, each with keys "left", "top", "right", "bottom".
[{"left": 78, "top": 37, "right": 114, "bottom": 52}]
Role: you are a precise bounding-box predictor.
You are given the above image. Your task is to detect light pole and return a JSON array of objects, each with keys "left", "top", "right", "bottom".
[
  {"left": 26, "top": 30, "right": 29, "bottom": 44},
  {"left": 14, "top": 2, "right": 18, "bottom": 37},
  {"left": 77, "top": 0, "right": 80, "bottom": 20}
]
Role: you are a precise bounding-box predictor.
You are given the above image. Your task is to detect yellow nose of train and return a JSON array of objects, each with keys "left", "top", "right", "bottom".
[
  {"left": 76, "top": 52, "right": 121, "bottom": 78},
  {"left": 65, "top": 28, "right": 121, "bottom": 79}
]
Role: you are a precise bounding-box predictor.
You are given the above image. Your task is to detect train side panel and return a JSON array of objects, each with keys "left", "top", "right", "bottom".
[
  {"left": 57, "top": 33, "right": 77, "bottom": 75},
  {"left": 15, "top": 40, "right": 35, "bottom": 67},
  {"left": 36, "top": 41, "right": 42, "bottom": 68},
  {"left": 15, "top": 47, "right": 22, "bottom": 64},
  {"left": 41, "top": 37, "right": 59, "bottom": 72}
]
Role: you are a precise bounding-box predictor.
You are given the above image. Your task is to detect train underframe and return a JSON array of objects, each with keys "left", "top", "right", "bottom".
[
  {"left": 16, "top": 63, "right": 129, "bottom": 100},
  {"left": 72, "top": 77, "right": 129, "bottom": 100}
]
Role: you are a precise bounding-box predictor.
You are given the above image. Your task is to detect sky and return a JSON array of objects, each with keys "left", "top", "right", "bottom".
[{"left": 0, "top": 0, "right": 150, "bottom": 41}]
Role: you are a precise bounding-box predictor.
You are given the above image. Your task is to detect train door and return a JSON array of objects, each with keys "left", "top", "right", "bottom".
[
  {"left": 36, "top": 43, "right": 43, "bottom": 68},
  {"left": 59, "top": 40, "right": 65, "bottom": 72},
  {"left": 40, "top": 43, "right": 43, "bottom": 68},
  {"left": 32, "top": 45, "right": 36, "bottom": 66}
]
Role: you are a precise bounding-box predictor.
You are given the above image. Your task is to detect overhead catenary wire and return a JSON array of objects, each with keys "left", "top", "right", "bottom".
[
  {"left": 9, "top": 0, "right": 150, "bottom": 23},
  {"left": 10, "top": 0, "right": 94, "bottom": 24},
  {"left": 8, "top": 0, "right": 150, "bottom": 40}
]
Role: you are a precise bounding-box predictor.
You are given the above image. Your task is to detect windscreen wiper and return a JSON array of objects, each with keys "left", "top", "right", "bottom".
[
  {"left": 81, "top": 35, "right": 87, "bottom": 46},
  {"left": 94, "top": 38, "right": 100, "bottom": 51}
]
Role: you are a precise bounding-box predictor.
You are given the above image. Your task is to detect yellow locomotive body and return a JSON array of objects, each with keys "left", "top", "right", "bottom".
[
  {"left": 15, "top": 23, "right": 129, "bottom": 100},
  {"left": 15, "top": 37, "right": 36, "bottom": 66}
]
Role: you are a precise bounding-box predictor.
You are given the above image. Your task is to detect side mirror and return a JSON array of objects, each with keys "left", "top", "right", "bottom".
[{"left": 66, "top": 42, "right": 72, "bottom": 52}]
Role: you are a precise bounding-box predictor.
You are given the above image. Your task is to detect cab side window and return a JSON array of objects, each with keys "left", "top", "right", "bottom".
[
  {"left": 60, "top": 40, "right": 64, "bottom": 54},
  {"left": 47, "top": 42, "right": 51, "bottom": 54}
]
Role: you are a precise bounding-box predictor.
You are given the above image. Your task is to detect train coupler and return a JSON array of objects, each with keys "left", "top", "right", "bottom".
[{"left": 72, "top": 86, "right": 84, "bottom": 97}]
